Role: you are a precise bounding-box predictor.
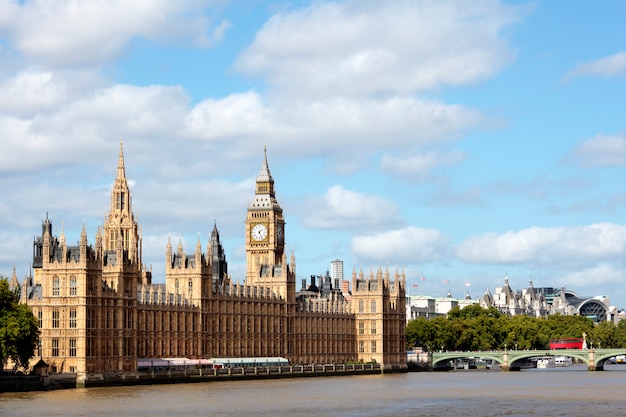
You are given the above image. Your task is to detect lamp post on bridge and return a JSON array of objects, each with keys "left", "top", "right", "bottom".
[{"left": 503, "top": 343, "right": 509, "bottom": 372}]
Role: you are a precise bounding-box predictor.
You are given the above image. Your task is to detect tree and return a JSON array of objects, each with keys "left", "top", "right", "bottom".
[
  {"left": 0, "top": 277, "right": 39, "bottom": 372},
  {"left": 407, "top": 304, "right": 602, "bottom": 352}
]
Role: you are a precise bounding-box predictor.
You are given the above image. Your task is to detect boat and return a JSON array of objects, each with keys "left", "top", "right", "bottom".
[
  {"left": 454, "top": 358, "right": 477, "bottom": 370},
  {"left": 517, "top": 358, "right": 537, "bottom": 369},
  {"left": 554, "top": 356, "right": 572, "bottom": 367},
  {"left": 536, "top": 356, "right": 556, "bottom": 369}
]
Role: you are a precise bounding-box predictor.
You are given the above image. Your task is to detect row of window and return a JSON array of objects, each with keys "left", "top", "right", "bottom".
[
  {"left": 358, "top": 340, "right": 377, "bottom": 353},
  {"left": 358, "top": 320, "right": 377, "bottom": 335},
  {"left": 357, "top": 299, "right": 377, "bottom": 313},
  {"left": 51, "top": 338, "right": 77, "bottom": 357},
  {"left": 38, "top": 309, "right": 77, "bottom": 328},
  {"left": 51, "top": 276, "right": 78, "bottom": 296},
  {"left": 173, "top": 279, "right": 193, "bottom": 293}
]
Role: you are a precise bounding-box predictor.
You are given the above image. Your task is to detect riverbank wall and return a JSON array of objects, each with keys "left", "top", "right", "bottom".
[{"left": 2, "top": 363, "right": 406, "bottom": 392}]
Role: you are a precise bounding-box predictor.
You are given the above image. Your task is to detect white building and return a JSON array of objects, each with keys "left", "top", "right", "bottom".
[{"left": 406, "top": 275, "right": 617, "bottom": 324}]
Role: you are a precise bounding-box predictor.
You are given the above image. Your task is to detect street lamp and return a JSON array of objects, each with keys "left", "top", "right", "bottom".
[
  {"left": 504, "top": 343, "right": 507, "bottom": 351},
  {"left": 515, "top": 343, "right": 518, "bottom": 351}
]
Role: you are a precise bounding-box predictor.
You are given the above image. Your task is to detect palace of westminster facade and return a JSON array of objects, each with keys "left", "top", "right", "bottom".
[{"left": 19, "top": 143, "right": 407, "bottom": 375}]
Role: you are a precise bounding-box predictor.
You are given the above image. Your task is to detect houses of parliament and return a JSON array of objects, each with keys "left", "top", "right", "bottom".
[{"left": 20, "top": 143, "right": 407, "bottom": 377}]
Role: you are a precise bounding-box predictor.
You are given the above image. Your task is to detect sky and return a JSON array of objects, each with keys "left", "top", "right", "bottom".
[{"left": 1, "top": 0, "right": 626, "bottom": 307}]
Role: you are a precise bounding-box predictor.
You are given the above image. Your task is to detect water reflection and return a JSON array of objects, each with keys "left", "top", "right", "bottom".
[{"left": 2, "top": 365, "right": 626, "bottom": 417}]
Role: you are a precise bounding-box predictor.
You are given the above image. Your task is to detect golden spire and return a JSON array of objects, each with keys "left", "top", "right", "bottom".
[{"left": 117, "top": 138, "right": 126, "bottom": 183}]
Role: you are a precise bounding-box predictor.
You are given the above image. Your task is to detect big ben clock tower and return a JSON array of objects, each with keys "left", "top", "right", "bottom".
[{"left": 245, "top": 147, "right": 294, "bottom": 300}]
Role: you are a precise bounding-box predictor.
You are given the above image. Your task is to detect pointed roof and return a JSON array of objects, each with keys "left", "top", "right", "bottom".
[
  {"left": 108, "top": 139, "right": 133, "bottom": 216},
  {"left": 249, "top": 146, "right": 281, "bottom": 211},
  {"left": 211, "top": 221, "right": 219, "bottom": 240},
  {"left": 9, "top": 266, "right": 19, "bottom": 291},
  {"left": 80, "top": 223, "right": 87, "bottom": 245},
  {"left": 256, "top": 145, "right": 274, "bottom": 185},
  {"left": 117, "top": 139, "right": 127, "bottom": 183}
]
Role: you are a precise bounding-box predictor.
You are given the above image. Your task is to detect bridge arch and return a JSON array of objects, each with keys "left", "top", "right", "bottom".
[
  {"left": 431, "top": 349, "right": 626, "bottom": 371},
  {"left": 431, "top": 352, "right": 502, "bottom": 368}
]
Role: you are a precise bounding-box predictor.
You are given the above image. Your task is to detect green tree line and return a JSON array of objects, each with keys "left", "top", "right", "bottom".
[
  {"left": 406, "top": 304, "right": 626, "bottom": 351},
  {"left": 0, "top": 277, "right": 39, "bottom": 372}
]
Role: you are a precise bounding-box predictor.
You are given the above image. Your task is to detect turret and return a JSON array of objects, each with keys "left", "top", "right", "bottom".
[
  {"left": 166, "top": 236, "right": 172, "bottom": 266},
  {"left": 95, "top": 226, "right": 102, "bottom": 258},
  {"left": 80, "top": 223, "right": 88, "bottom": 259}
]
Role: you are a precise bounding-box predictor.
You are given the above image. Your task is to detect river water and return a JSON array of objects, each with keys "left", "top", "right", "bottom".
[{"left": 2, "top": 364, "right": 626, "bottom": 417}]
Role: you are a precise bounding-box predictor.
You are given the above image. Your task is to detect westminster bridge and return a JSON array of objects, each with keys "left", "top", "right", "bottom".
[{"left": 430, "top": 348, "right": 626, "bottom": 371}]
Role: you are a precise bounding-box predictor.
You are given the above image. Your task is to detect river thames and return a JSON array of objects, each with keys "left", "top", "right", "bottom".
[{"left": 2, "top": 364, "right": 625, "bottom": 417}]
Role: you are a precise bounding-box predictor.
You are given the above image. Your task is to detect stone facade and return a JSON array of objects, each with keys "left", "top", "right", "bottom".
[{"left": 22, "top": 143, "right": 406, "bottom": 375}]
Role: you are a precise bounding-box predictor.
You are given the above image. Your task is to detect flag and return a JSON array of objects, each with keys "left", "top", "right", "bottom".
[
  {"left": 420, "top": 277, "right": 426, "bottom": 281},
  {"left": 443, "top": 279, "right": 449, "bottom": 284},
  {"left": 464, "top": 282, "right": 471, "bottom": 287},
  {"left": 412, "top": 284, "right": 418, "bottom": 288}
]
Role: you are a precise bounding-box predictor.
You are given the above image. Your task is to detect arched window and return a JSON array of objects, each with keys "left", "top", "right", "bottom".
[
  {"left": 69, "top": 276, "right": 77, "bottom": 296},
  {"left": 175, "top": 279, "right": 179, "bottom": 294},
  {"left": 52, "top": 276, "right": 60, "bottom": 296},
  {"left": 370, "top": 300, "right": 377, "bottom": 313},
  {"left": 188, "top": 279, "right": 193, "bottom": 294}
]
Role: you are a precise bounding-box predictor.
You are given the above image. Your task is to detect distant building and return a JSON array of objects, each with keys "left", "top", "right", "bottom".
[
  {"left": 480, "top": 277, "right": 549, "bottom": 317},
  {"left": 406, "top": 291, "right": 477, "bottom": 323},
  {"left": 406, "top": 275, "right": 617, "bottom": 324},
  {"left": 329, "top": 259, "right": 352, "bottom": 302},
  {"left": 330, "top": 259, "right": 344, "bottom": 282}
]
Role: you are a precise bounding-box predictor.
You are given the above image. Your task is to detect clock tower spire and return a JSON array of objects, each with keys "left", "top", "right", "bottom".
[{"left": 245, "top": 146, "right": 292, "bottom": 300}]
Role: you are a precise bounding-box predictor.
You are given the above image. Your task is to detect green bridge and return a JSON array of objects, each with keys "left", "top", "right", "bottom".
[{"left": 430, "top": 349, "right": 626, "bottom": 371}]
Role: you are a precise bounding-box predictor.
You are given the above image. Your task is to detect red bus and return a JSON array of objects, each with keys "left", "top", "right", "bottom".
[{"left": 549, "top": 338, "right": 584, "bottom": 350}]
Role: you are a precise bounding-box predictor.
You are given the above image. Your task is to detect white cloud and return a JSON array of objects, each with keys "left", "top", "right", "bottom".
[
  {"left": 456, "top": 223, "right": 626, "bottom": 269},
  {"left": 0, "top": 79, "right": 482, "bottom": 175},
  {"left": 564, "top": 51, "right": 626, "bottom": 80},
  {"left": 380, "top": 149, "right": 466, "bottom": 180},
  {"left": 351, "top": 226, "right": 449, "bottom": 265},
  {"left": 235, "top": 0, "right": 522, "bottom": 97},
  {"left": 299, "top": 185, "right": 403, "bottom": 230},
  {"left": 0, "top": 83, "right": 190, "bottom": 173},
  {"left": 558, "top": 264, "right": 625, "bottom": 290},
  {"left": 426, "top": 185, "right": 485, "bottom": 207},
  {"left": 133, "top": 177, "right": 251, "bottom": 236},
  {"left": 0, "top": 0, "right": 227, "bottom": 68},
  {"left": 0, "top": 68, "right": 106, "bottom": 116},
  {"left": 188, "top": 94, "right": 482, "bottom": 165},
  {"left": 567, "top": 133, "right": 626, "bottom": 168},
  {"left": 186, "top": 92, "right": 277, "bottom": 141}
]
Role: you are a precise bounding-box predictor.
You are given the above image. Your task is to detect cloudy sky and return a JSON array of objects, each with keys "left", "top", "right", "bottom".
[{"left": 1, "top": 0, "right": 626, "bottom": 307}]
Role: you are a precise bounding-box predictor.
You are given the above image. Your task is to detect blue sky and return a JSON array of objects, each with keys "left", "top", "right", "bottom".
[{"left": 1, "top": 1, "right": 626, "bottom": 307}]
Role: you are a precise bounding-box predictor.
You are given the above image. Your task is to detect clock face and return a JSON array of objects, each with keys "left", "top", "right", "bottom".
[{"left": 251, "top": 223, "right": 268, "bottom": 241}]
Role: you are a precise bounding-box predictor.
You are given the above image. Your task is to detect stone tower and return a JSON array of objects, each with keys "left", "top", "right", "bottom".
[
  {"left": 101, "top": 140, "right": 142, "bottom": 296},
  {"left": 352, "top": 266, "right": 406, "bottom": 367},
  {"left": 245, "top": 147, "right": 295, "bottom": 301}
]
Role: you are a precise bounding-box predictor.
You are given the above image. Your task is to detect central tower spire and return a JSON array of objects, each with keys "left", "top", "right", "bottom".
[
  {"left": 103, "top": 139, "right": 140, "bottom": 264},
  {"left": 117, "top": 139, "right": 127, "bottom": 182}
]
